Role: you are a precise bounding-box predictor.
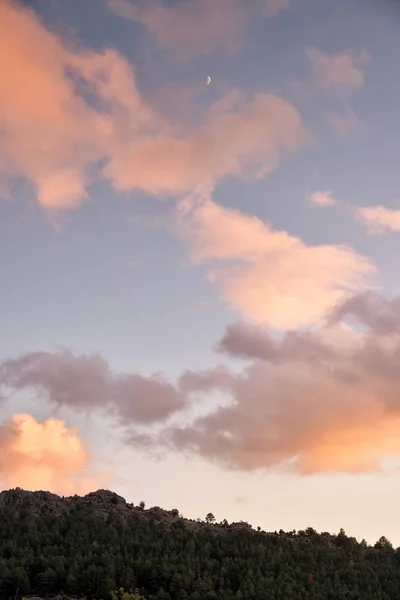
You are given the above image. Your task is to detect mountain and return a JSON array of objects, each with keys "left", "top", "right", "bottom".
[{"left": 0, "top": 487, "right": 398, "bottom": 600}]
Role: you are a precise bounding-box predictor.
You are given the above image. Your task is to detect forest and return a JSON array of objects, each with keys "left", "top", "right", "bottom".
[{"left": 0, "top": 488, "right": 399, "bottom": 600}]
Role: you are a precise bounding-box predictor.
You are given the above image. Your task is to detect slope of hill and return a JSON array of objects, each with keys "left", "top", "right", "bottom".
[{"left": 0, "top": 487, "right": 398, "bottom": 600}]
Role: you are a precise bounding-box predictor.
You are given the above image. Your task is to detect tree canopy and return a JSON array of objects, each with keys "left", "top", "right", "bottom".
[{"left": 0, "top": 488, "right": 399, "bottom": 600}]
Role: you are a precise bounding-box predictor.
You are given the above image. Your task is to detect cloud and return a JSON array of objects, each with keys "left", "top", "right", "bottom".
[
  {"left": 306, "top": 48, "right": 367, "bottom": 136},
  {"left": 176, "top": 190, "right": 375, "bottom": 329},
  {"left": 0, "top": 350, "right": 185, "bottom": 424},
  {"left": 0, "top": 0, "right": 158, "bottom": 212},
  {"left": 328, "top": 291, "right": 400, "bottom": 336},
  {"left": 137, "top": 292, "right": 400, "bottom": 475},
  {"left": 306, "top": 47, "right": 370, "bottom": 93},
  {"left": 5, "top": 293, "right": 400, "bottom": 477},
  {"left": 0, "top": 182, "right": 12, "bottom": 202},
  {"left": 0, "top": 0, "right": 307, "bottom": 213},
  {"left": 355, "top": 205, "right": 400, "bottom": 234},
  {"left": 216, "top": 320, "right": 339, "bottom": 363},
  {"left": 104, "top": 93, "right": 309, "bottom": 196},
  {"left": 107, "top": 0, "right": 289, "bottom": 61},
  {"left": 308, "top": 189, "right": 336, "bottom": 207},
  {"left": 234, "top": 494, "right": 248, "bottom": 506},
  {"left": 0, "top": 413, "right": 111, "bottom": 494},
  {"left": 264, "top": 0, "right": 291, "bottom": 18},
  {"left": 326, "top": 107, "right": 362, "bottom": 137}
]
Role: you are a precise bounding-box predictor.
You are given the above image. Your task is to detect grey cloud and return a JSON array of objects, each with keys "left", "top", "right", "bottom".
[
  {"left": 0, "top": 350, "right": 185, "bottom": 424},
  {"left": 0, "top": 351, "right": 110, "bottom": 410},
  {"left": 110, "top": 371, "right": 186, "bottom": 424},
  {"left": 216, "top": 321, "right": 279, "bottom": 361},
  {"left": 138, "top": 293, "right": 400, "bottom": 474},
  {"left": 178, "top": 365, "right": 233, "bottom": 394},
  {"left": 328, "top": 291, "right": 400, "bottom": 336},
  {"left": 216, "top": 320, "right": 336, "bottom": 364}
]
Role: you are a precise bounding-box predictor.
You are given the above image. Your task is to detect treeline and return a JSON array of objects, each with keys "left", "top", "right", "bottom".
[{"left": 0, "top": 494, "right": 400, "bottom": 600}]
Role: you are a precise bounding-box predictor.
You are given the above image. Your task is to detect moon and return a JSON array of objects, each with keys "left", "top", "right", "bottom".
[{"left": 206, "top": 76, "right": 211, "bottom": 85}]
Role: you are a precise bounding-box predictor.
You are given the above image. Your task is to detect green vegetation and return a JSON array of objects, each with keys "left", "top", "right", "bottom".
[{"left": 0, "top": 489, "right": 400, "bottom": 599}]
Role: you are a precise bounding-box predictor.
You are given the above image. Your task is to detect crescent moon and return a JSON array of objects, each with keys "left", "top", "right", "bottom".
[{"left": 206, "top": 76, "right": 211, "bottom": 85}]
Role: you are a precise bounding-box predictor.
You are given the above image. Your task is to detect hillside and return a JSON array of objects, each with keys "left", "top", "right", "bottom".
[{"left": 0, "top": 488, "right": 399, "bottom": 600}]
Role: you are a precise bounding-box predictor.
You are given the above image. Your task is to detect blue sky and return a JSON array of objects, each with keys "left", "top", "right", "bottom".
[{"left": 2, "top": 0, "right": 400, "bottom": 545}]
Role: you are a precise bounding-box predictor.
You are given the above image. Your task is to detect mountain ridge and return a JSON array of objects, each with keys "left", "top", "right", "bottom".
[{"left": 0, "top": 487, "right": 398, "bottom": 600}]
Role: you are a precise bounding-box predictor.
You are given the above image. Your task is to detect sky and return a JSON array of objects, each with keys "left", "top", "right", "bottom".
[{"left": 2, "top": 0, "right": 400, "bottom": 546}]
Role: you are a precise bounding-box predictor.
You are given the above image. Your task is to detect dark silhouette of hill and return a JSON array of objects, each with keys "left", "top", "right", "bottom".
[{"left": 0, "top": 487, "right": 399, "bottom": 600}]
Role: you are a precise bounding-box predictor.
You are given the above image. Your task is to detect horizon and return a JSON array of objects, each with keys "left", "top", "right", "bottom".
[{"left": 2, "top": 0, "right": 400, "bottom": 546}]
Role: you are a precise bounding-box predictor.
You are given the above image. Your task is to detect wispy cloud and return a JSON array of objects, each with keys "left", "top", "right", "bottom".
[
  {"left": 106, "top": 93, "right": 309, "bottom": 197},
  {"left": 264, "top": 0, "right": 291, "bottom": 18},
  {"left": 355, "top": 205, "right": 400, "bottom": 234},
  {"left": 326, "top": 107, "right": 363, "bottom": 138},
  {"left": 176, "top": 189, "right": 374, "bottom": 329},
  {"left": 308, "top": 189, "right": 336, "bottom": 207},
  {"left": 107, "top": 0, "right": 290, "bottom": 61},
  {"left": 306, "top": 46, "right": 370, "bottom": 94},
  {"left": 305, "top": 47, "right": 368, "bottom": 136},
  {"left": 234, "top": 494, "right": 248, "bottom": 506}
]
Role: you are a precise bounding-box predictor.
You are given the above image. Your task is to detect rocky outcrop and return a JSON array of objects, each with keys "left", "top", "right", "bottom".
[{"left": 0, "top": 488, "right": 130, "bottom": 518}]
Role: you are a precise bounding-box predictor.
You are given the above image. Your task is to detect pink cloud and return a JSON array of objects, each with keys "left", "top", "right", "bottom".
[
  {"left": 308, "top": 189, "right": 336, "bottom": 207},
  {"left": 104, "top": 93, "right": 309, "bottom": 196},
  {"left": 355, "top": 205, "right": 400, "bottom": 234},
  {"left": 0, "top": 413, "right": 111, "bottom": 494},
  {"left": 306, "top": 46, "right": 370, "bottom": 93},
  {"left": 176, "top": 190, "right": 375, "bottom": 329}
]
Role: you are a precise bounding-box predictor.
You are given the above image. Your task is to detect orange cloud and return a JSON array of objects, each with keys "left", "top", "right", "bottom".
[
  {"left": 308, "top": 189, "right": 336, "bottom": 207},
  {"left": 355, "top": 205, "right": 400, "bottom": 234},
  {"left": 177, "top": 190, "right": 375, "bottom": 328},
  {"left": 0, "top": 413, "right": 111, "bottom": 494},
  {"left": 0, "top": 0, "right": 155, "bottom": 211},
  {"left": 0, "top": 1, "right": 307, "bottom": 213},
  {"left": 107, "top": 0, "right": 289, "bottom": 61},
  {"left": 171, "top": 372, "right": 400, "bottom": 474},
  {"left": 300, "top": 412, "right": 400, "bottom": 474},
  {"left": 306, "top": 46, "right": 370, "bottom": 93}
]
